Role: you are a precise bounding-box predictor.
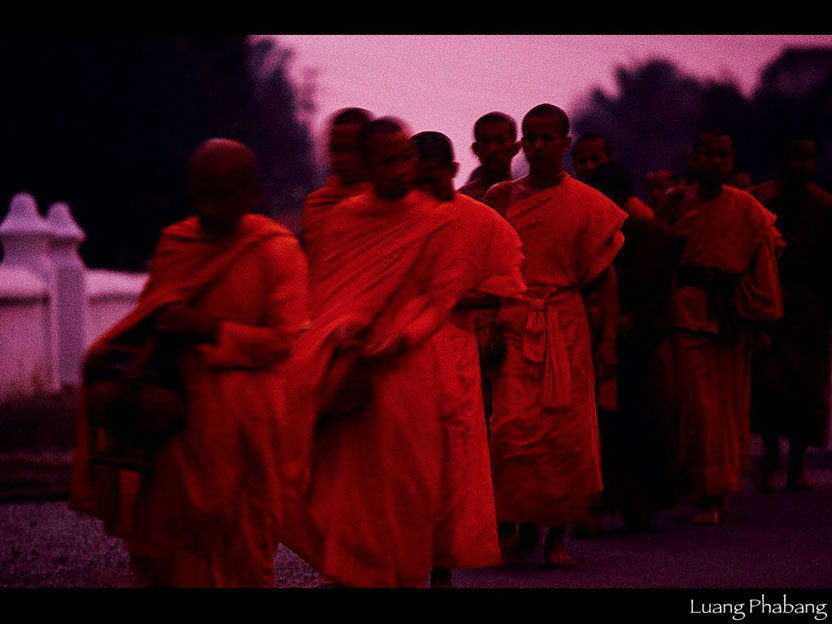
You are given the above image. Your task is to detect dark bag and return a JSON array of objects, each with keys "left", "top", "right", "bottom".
[{"left": 86, "top": 333, "right": 187, "bottom": 472}]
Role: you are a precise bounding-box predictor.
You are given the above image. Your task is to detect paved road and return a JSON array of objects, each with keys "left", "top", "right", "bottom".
[{"left": 2, "top": 457, "right": 831, "bottom": 589}]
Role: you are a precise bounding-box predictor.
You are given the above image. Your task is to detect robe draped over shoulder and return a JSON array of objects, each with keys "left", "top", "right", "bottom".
[
  {"left": 282, "top": 189, "right": 473, "bottom": 587},
  {"left": 70, "top": 214, "right": 309, "bottom": 587},
  {"left": 484, "top": 175, "right": 627, "bottom": 526},
  {"left": 301, "top": 176, "right": 368, "bottom": 303},
  {"left": 656, "top": 186, "right": 783, "bottom": 497}
]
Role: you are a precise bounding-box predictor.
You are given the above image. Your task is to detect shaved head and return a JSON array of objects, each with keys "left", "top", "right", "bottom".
[
  {"left": 332, "top": 107, "right": 373, "bottom": 127},
  {"left": 360, "top": 118, "right": 415, "bottom": 199},
  {"left": 522, "top": 104, "right": 570, "bottom": 138},
  {"left": 189, "top": 138, "right": 258, "bottom": 190},
  {"left": 187, "top": 138, "right": 260, "bottom": 237}
]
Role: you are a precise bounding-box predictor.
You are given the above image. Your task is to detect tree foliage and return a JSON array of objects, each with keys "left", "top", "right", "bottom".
[
  {"left": 0, "top": 35, "right": 317, "bottom": 270},
  {"left": 572, "top": 51, "right": 832, "bottom": 196}
]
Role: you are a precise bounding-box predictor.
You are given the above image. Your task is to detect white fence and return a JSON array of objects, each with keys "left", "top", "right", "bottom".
[{"left": 0, "top": 193, "right": 147, "bottom": 401}]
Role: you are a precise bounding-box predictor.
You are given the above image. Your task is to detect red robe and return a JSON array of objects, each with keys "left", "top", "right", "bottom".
[
  {"left": 70, "top": 215, "right": 309, "bottom": 587},
  {"left": 301, "top": 176, "right": 368, "bottom": 305},
  {"left": 282, "top": 189, "right": 470, "bottom": 587},
  {"left": 656, "top": 185, "right": 783, "bottom": 497},
  {"left": 483, "top": 175, "right": 627, "bottom": 527},
  {"left": 432, "top": 192, "right": 526, "bottom": 570}
]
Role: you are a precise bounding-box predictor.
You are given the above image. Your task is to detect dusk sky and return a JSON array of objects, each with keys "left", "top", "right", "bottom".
[{"left": 258, "top": 35, "right": 832, "bottom": 181}]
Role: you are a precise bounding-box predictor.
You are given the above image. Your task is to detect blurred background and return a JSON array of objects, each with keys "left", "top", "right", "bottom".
[{"left": 0, "top": 34, "right": 830, "bottom": 272}]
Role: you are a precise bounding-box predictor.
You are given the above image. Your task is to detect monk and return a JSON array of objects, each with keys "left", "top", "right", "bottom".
[
  {"left": 572, "top": 133, "right": 611, "bottom": 183},
  {"left": 751, "top": 135, "right": 832, "bottom": 491},
  {"left": 644, "top": 169, "right": 681, "bottom": 212},
  {"left": 572, "top": 133, "right": 654, "bottom": 220},
  {"left": 482, "top": 105, "right": 627, "bottom": 566},
  {"left": 655, "top": 130, "right": 783, "bottom": 525},
  {"left": 301, "top": 107, "right": 372, "bottom": 293},
  {"left": 589, "top": 161, "right": 684, "bottom": 530},
  {"left": 458, "top": 112, "right": 521, "bottom": 201},
  {"left": 280, "top": 118, "right": 471, "bottom": 588},
  {"left": 412, "top": 131, "right": 526, "bottom": 588},
  {"left": 458, "top": 113, "right": 522, "bottom": 435},
  {"left": 69, "top": 139, "right": 310, "bottom": 587}
]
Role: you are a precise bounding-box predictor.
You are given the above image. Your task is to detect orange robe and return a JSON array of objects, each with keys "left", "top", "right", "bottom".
[
  {"left": 483, "top": 175, "right": 627, "bottom": 527},
  {"left": 459, "top": 177, "right": 513, "bottom": 431},
  {"left": 282, "top": 189, "right": 470, "bottom": 588},
  {"left": 656, "top": 185, "right": 783, "bottom": 497},
  {"left": 301, "top": 176, "right": 368, "bottom": 303},
  {"left": 70, "top": 215, "right": 309, "bottom": 587},
  {"left": 432, "top": 192, "right": 526, "bottom": 571}
]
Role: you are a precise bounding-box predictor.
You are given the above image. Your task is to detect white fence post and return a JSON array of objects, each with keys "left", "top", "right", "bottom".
[
  {"left": 47, "top": 201, "right": 86, "bottom": 389},
  {"left": 0, "top": 193, "right": 60, "bottom": 393}
]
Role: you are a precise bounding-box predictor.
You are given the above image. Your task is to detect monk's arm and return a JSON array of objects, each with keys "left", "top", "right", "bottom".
[
  {"left": 201, "top": 239, "right": 310, "bottom": 369},
  {"left": 481, "top": 183, "right": 511, "bottom": 218},
  {"left": 584, "top": 267, "right": 619, "bottom": 376}
]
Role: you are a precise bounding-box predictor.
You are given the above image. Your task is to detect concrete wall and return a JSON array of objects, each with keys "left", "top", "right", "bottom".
[
  {"left": 0, "top": 194, "right": 147, "bottom": 401},
  {"left": 85, "top": 270, "right": 147, "bottom": 350},
  {"left": 0, "top": 267, "right": 50, "bottom": 399}
]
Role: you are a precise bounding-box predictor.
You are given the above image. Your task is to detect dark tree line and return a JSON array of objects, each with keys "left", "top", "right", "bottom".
[
  {"left": 571, "top": 49, "right": 832, "bottom": 196},
  {"left": 0, "top": 35, "right": 316, "bottom": 271}
]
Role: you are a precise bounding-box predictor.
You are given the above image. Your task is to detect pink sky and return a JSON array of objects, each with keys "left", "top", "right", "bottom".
[{"left": 256, "top": 35, "right": 832, "bottom": 181}]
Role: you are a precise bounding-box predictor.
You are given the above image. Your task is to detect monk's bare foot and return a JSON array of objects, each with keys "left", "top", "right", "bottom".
[
  {"left": 429, "top": 567, "right": 453, "bottom": 588},
  {"left": 543, "top": 528, "right": 580, "bottom": 568},
  {"left": 545, "top": 549, "right": 581, "bottom": 568},
  {"left": 787, "top": 478, "right": 816, "bottom": 492},
  {"left": 692, "top": 507, "right": 720, "bottom": 526}
]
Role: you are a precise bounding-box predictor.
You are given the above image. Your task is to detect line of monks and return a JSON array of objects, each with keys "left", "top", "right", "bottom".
[{"left": 69, "top": 102, "right": 832, "bottom": 588}]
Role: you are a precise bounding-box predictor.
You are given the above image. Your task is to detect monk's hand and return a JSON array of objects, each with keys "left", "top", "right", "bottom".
[
  {"left": 155, "top": 304, "right": 218, "bottom": 343},
  {"left": 363, "top": 333, "right": 409, "bottom": 360}
]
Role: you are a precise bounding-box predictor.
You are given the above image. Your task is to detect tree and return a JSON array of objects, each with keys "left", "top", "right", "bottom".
[
  {"left": 247, "top": 38, "right": 318, "bottom": 223},
  {"left": 571, "top": 51, "right": 832, "bottom": 197},
  {"left": 571, "top": 60, "right": 707, "bottom": 193},
  {"left": 0, "top": 35, "right": 318, "bottom": 270}
]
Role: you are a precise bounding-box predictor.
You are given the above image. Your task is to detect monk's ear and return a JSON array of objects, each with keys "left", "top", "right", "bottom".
[
  {"left": 563, "top": 135, "right": 573, "bottom": 151},
  {"left": 451, "top": 162, "right": 459, "bottom": 179},
  {"left": 510, "top": 141, "right": 521, "bottom": 156},
  {"left": 472, "top": 142, "right": 482, "bottom": 159}
]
